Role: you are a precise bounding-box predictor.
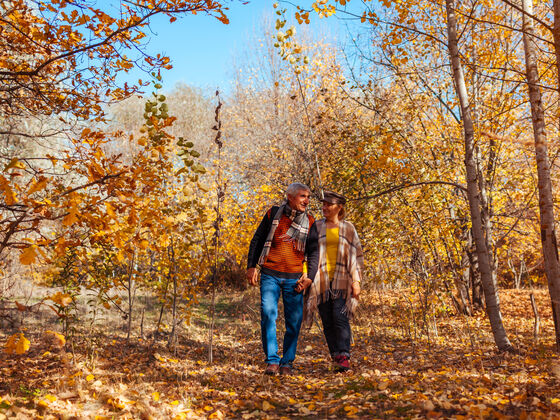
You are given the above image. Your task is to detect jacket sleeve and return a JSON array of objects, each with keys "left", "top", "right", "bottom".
[
  {"left": 349, "top": 222, "right": 364, "bottom": 283},
  {"left": 305, "top": 220, "right": 319, "bottom": 281},
  {"left": 247, "top": 209, "right": 272, "bottom": 269}
]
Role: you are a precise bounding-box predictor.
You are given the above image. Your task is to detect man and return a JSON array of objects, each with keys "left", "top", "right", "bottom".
[{"left": 247, "top": 183, "right": 319, "bottom": 375}]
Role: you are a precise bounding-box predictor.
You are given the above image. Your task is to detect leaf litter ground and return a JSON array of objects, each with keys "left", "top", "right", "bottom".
[{"left": 1, "top": 288, "right": 559, "bottom": 419}]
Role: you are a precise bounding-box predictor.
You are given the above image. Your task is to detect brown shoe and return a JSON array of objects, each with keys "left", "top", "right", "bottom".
[
  {"left": 264, "top": 364, "right": 279, "bottom": 375},
  {"left": 279, "top": 365, "right": 292, "bottom": 375}
]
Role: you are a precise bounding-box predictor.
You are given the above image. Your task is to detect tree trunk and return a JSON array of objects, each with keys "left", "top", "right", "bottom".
[
  {"left": 168, "top": 244, "right": 178, "bottom": 351},
  {"left": 554, "top": 0, "right": 560, "bottom": 94},
  {"left": 445, "top": 0, "right": 513, "bottom": 351},
  {"left": 522, "top": 0, "right": 560, "bottom": 349},
  {"left": 126, "top": 252, "right": 136, "bottom": 343},
  {"left": 456, "top": 247, "right": 472, "bottom": 315},
  {"left": 464, "top": 228, "right": 484, "bottom": 309},
  {"left": 473, "top": 53, "right": 500, "bottom": 307}
]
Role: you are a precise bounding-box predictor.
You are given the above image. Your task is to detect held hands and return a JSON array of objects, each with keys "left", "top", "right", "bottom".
[
  {"left": 247, "top": 267, "right": 259, "bottom": 286},
  {"left": 294, "top": 277, "right": 312, "bottom": 293}
]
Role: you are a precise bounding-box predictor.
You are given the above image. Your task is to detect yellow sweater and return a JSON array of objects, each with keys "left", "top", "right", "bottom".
[{"left": 326, "top": 227, "right": 339, "bottom": 279}]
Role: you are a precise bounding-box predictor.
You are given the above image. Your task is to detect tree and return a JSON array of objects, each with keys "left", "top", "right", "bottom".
[
  {"left": 42, "top": 80, "right": 209, "bottom": 343},
  {"left": 444, "top": 0, "right": 512, "bottom": 351},
  {"left": 283, "top": 0, "right": 539, "bottom": 350},
  {"left": 0, "top": 0, "right": 230, "bottom": 272},
  {"left": 520, "top": 0, "right": 560, "bottom": 348}
]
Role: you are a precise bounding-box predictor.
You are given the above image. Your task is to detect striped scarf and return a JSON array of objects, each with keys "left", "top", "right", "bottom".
[
  {"left": 257, "top": 202, "right": 310, "bottom": 268},
  {"left": 303, "top": 219, "right": 364, "bottom": 325}
]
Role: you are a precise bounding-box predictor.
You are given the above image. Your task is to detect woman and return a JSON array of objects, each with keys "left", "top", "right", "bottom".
[{"left": 304, "top": 191, "right": 364, "bottom": 372}]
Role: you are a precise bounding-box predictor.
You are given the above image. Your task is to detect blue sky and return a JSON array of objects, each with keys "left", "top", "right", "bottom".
[
  {"left": 122, "top": 1, "right": 353, "bottom": 92},
  {"left": 138, "top": 1, "right": 271, "bottom": 90}
]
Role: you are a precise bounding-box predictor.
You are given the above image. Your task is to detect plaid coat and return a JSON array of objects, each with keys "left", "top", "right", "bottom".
[{"left": 304, "top": 219, "right": 364, "bottom": 325}]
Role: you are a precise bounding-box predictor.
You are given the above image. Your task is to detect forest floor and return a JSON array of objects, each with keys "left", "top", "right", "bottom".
[{"left": 1, "top": 287, "right": 560, "bottom": 419}]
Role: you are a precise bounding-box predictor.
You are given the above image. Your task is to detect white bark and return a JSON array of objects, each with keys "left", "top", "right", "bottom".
[
  {"left": 445, "top": 0, "right": 512, "bottom": 351},
  {"left": 522, "top": 0, "right": 560, "bottom": 349}
]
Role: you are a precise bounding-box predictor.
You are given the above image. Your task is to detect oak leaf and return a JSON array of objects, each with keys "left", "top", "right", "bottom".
[{"left": 19, "top": 246, "right": 38, "bottom": 265}]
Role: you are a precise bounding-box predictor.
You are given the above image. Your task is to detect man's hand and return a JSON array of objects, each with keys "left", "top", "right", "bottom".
[
  {"left": 295, "top": 277, "right": 312, "bottom": 293},
  {"left": 351, "top": 281, "right": 361, "bottom": 299},
  {"left": 247, "top": 268, "right": 259, "bottom": 286}
]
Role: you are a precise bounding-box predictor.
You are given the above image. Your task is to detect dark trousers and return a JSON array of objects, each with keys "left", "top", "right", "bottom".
[{"left": 318, "top": 297, "right": 351, "bottom": 358}]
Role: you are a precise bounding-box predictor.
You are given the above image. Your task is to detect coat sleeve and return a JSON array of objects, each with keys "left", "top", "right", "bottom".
[
  {"left": 305, "top": 220, "right": 319, "bottom": 281},
  {"left": 348, "top": 222, "right": 364, "bottom": 283},
  {"left": 247, "top": 209, "right": 272, "bottom": 269}
]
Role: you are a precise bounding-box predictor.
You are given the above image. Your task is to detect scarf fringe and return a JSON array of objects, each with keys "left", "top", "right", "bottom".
[{"left": 303, "top": 288, "right": 359, "bottom": 328}]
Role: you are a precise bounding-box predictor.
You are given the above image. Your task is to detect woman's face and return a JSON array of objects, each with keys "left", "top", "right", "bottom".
[{"left": 322, "top": 201, "right": 342, "bottom": 219}]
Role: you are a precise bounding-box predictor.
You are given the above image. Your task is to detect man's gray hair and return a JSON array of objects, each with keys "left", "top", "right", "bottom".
[{"left": 286, "top": 182, "right": 310, "bottom": 197}]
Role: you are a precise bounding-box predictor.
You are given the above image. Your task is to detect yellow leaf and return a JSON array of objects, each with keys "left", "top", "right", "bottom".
[
  {"left": 19, "top": 246, "right": 38, "bottom": 265},
  {"left": 170, "top": 400, "right": 179, "bottom": 406},
  {"left": 62, "top": 208, "right": 79, "bottom": 226},
  {"left": 262, "top": 401, "right": 273, "bottom": 411},
  {"left": 344, "top": 405, "right": 359, "bottom": 415},
  {"left": 0, "top": 176, "right": 17, "bottom": 205},
  {"left": 27, "top": 177, "right": 49, "bottom": 195},
  {"left": 15, "top": 333, "right": 30, "bottom": 354},
  {"left": 86, "top": 374, "right": 94, "bottom": 382},
  {"left": 4, "top": 158, "right": 26, "bottom": 171},
  {"left": 152, "top": 392, "right": 160, "bottom": 402},
  {"left": 45, "top": 394, "right": 57, "bottom": 402},
  {"left": 105, "top": 202, "right": 115, "bottom": 217},
  {"left": 4, "top": 334, "right": 18, "bottom": 354}
]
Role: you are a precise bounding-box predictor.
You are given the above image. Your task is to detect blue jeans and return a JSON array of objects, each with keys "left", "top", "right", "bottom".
[{"left": 260, "top": 273, "right": 303, "bottom": 366}]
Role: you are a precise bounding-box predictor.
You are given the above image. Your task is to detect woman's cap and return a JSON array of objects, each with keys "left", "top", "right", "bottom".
[{"left": 322, "top": 190, "right": 347, "bottom": 205}]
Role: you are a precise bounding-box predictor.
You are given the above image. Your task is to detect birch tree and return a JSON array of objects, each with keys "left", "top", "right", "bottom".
[
  {"left": 521, "top": 0, "right": 560, "bottom": 349},
  {"left": 445, "top": 0, "right": 513, "bottom": 351}
]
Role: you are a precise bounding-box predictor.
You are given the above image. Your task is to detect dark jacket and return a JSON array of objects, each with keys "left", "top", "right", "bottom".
[{"left": 247, "top": 206, "right": 319, "bottom": 281}]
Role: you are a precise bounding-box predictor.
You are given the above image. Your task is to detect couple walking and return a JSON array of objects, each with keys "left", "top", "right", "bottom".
[{"left": 247, "top": 183, "right": 364, "bottom": 375}]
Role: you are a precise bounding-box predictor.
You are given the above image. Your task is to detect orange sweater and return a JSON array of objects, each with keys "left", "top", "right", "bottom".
[{"left": 261, "top": 211, "right": 315, "bottom": 276}]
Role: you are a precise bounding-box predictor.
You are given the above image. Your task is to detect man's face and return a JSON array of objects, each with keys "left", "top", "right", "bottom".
[{"left": 287, "top": 189, "right": 310, "bottom": 212}]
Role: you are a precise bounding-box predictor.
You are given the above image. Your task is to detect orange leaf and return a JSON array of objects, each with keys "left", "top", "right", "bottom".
[
  {"left": 19, "top": 246, "right": 37, "bottom": 265},
  {"left": 27, "top": 177, "right": 49, "bottom": 195}
]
